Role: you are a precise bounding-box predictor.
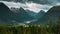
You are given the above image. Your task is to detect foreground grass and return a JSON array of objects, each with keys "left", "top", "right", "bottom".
[{"left": 0, "top": 23, "right": 58, "bottom": 34}]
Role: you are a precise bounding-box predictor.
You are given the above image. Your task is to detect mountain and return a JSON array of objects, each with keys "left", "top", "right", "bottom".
[
  {"left": 35, "top": 6, "right": 60, "bottom": 24},
  {"left": 16, "top": 7, "right": 34, "bottom": 22},
  {"left": 25, "top": 10, "right": 45, "bottom": 19},
  {"left": 0, "top": 2, "right": 34, "bottom": 26},
  {"left": 0, "top": 2, "right": 16, "bottom": 25},
  {"left": 29, "top": 10, "right": 45, "bottom": 24},
  {"left": 26, "top": 10, "right": 37, "bottom": 18},
  {"left": 36, "top": 10, "right": 45, "bottom": 19},
  {"left": 0, "top": 2, "right": 15, "bottom": 21},
  {"left": 10, "top": 7, "right": 34, "bottom": 22}
]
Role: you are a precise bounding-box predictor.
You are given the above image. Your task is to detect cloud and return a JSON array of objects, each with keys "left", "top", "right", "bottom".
[
  {"left": 0, "top": 0, "right": 60, "bottom": 12},
  {"left": 0, "top": 0, "right": 60, "bottom": 5},
  {"left": 27, "top": 0, "right": 58, "bottom": 5},
  {"left": 0, "top": 1, "right": 52, "bottom": 13},
  {"left": 24, "top": 2, "right": 52, "bottom": 12},
  {"left": 0, "top": 1, "right": 26, "bottom": 8}
]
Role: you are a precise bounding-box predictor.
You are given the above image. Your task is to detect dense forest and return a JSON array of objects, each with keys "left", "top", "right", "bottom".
[{"left": 0, "top": 16, "right": 60, "bottom": 34}]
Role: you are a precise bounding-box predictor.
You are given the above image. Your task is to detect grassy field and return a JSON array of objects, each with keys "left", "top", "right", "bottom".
[{"left": 0, "top": 23, "right": 58, "bottom": 34}]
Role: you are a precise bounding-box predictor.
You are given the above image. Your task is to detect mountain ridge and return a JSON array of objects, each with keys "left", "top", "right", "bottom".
[
  {"left": 0, "top": 2, "right": 34, "bottom": 26},
  {"left": 35, "top": 6, "right": 60, "bottom": 24}
]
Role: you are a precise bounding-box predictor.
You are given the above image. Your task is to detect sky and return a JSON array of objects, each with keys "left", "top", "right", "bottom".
[{"left": 0, "top": 1, "right": 60, "bottom": 13}]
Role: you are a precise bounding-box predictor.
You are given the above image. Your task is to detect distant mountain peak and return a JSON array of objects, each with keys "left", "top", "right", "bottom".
[
  {"left": 19, "top": 7, "right": 24, "bottom": 11},
  {"left": 39, "top": 10, "right": 45, "bottom": 13},
  {"left": 35, "top": 10, "right": 45, "bottom": 19},
  {"left": 36, "top": 6, "right": 60, "bottom": 24},
  {"left": 0, "top": 2, "right": 4, "bottom": 5},
  {"left": 0, "top": 2, "right": 9, "bottom": 10},
  {"left": 0, "top": 3, "right": 34, "bottom": 26}
]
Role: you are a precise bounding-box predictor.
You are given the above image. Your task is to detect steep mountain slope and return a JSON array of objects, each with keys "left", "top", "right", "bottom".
[
  {"left": 26, "top": 10, "right": 37, "bottom": 18},
  {"left": 10, "top": 7, "right": 34, "bottom": 22},
  {"left": 0, "top": 2, "right": 16, "bottom": 25},
  {"left": 0, "top": 2, "right": 34, "bottom": 26},
  {"left": 0, "top": 2, "right": 14, "bottom": 21},
  {"left": 16, "top": 7, "right": 34, "bottom": 22},
  {"left": 36, "top": 10, "right": 45, "bottom": 19},
  {"left": 36, "top": 6, "right": 60, "bottom": 24}
]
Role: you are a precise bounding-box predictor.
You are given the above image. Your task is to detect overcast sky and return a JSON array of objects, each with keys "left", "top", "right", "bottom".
[{"left": 0, "top": 1, "right": 60, "bottom": 13}]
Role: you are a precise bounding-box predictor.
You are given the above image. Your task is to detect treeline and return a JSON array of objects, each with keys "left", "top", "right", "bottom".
[{"left": 0, "top": 16, "right": 60, "bottom": 34}]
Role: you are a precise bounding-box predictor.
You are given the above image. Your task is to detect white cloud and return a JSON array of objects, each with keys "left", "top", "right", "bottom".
[
  {"left": 0, "top": 1, "right": 52, "bottom": 13},
  {"left": 24, "top": 2, "right": 52, "bottom": 13}
]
